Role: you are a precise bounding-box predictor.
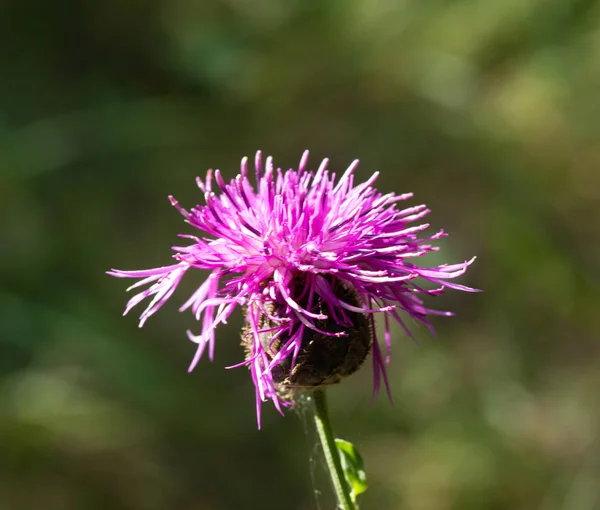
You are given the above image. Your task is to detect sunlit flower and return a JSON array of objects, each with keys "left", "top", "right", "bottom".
[{"left": 109, "top": 151, "right": 478, "bottom": 427}]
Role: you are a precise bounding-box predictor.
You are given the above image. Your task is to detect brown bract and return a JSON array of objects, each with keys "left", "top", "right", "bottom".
[{"left": 241, "top": 277, "right": 372, "bottom": 400}]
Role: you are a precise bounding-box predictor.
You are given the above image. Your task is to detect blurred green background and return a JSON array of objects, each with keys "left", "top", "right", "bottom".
[{"left": 1, "top": 1, "right": 599, "bottom": 509}]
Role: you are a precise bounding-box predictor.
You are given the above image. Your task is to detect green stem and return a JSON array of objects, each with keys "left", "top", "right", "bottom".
[{"left": 312, "top": 390, "right": 357, "bottom": 510}]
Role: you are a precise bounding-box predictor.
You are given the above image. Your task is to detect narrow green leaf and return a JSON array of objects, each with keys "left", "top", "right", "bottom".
[{"left": 335, "top": 438, "right": 368, "bottom": 503}]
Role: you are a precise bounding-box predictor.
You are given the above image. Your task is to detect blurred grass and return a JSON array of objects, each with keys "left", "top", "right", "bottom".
[{"left": 1, "top": 1, "right": 599, "bottom": 509}]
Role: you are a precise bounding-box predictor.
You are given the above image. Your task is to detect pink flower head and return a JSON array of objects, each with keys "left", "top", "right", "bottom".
[{"left": 108, "top": 151, "right": 478, "bottom": 427}]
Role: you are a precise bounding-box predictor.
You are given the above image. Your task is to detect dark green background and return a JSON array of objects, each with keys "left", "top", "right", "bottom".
[{"left": 1, "top": 1, "right": 599, "bottom": 509}]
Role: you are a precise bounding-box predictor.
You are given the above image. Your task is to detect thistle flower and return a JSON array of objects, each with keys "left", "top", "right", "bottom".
[{"left": 108, "top": 151, "right": 477, "bottom": 427}]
